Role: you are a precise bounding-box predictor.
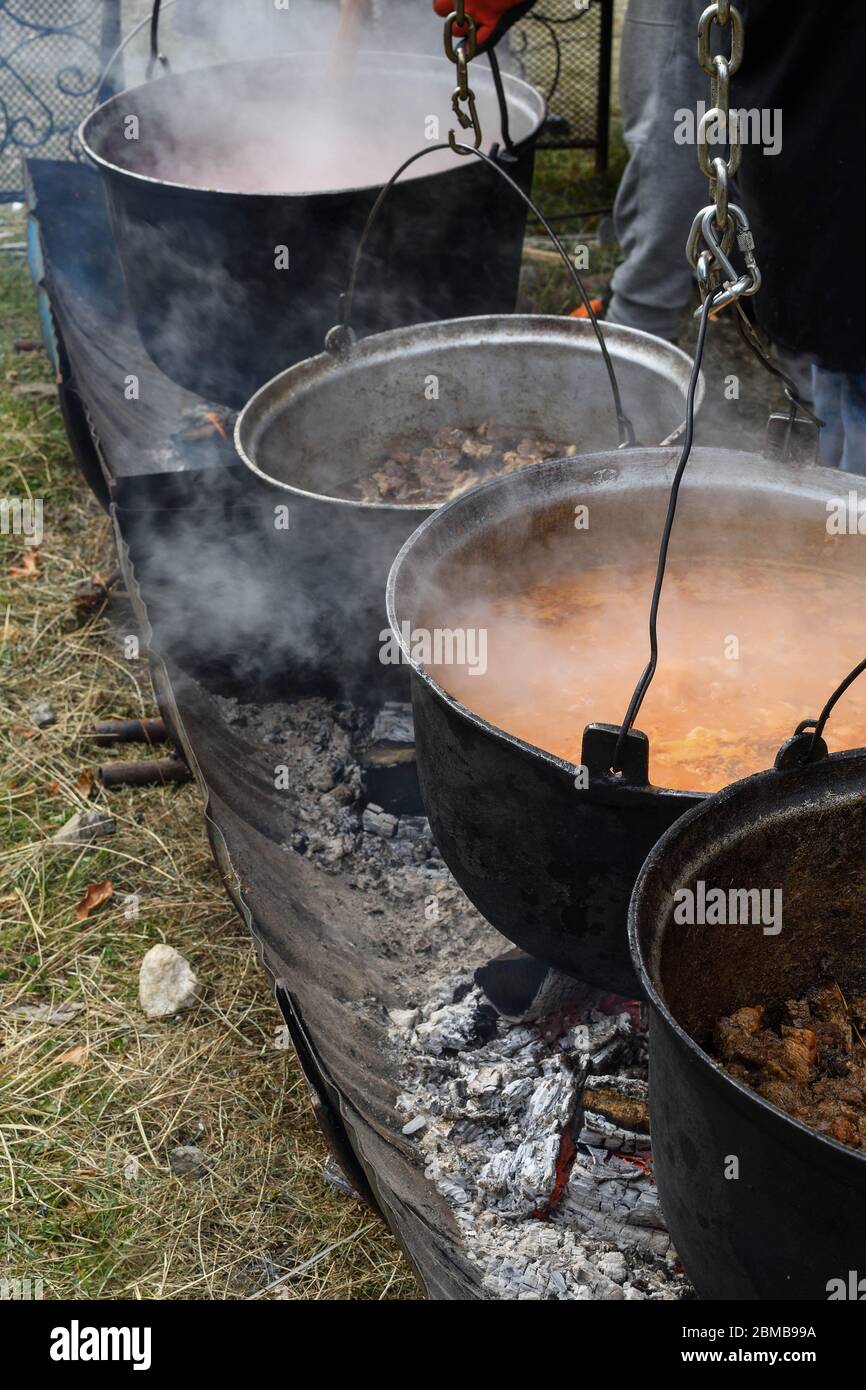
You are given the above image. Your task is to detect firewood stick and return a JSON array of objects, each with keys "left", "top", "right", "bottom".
[
  {"left": 93, "top": 718, "right": 169, "bottom": 748},
  {"left": 98, "top": 757, "right": 191, "bottom": 790}
]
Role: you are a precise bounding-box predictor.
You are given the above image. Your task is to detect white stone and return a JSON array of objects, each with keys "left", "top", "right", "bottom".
[{"left": 138, "top": 945, "right": 199, "bottom": 1019}]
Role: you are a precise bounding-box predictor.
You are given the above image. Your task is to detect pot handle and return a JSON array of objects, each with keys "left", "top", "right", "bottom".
[
  {"left": 775, "top": 655, "right": 866, "bottom": 769},
  {"left": 324, "top": 139, "right": 637, "bottom": 450},
  {"left": 581, "top": 724, "right": 651, "bottom": 788},
  {"left": 147, "top": 0, "right": 171, "bottom": 79},
  {"left": 89, "top": 0, "right": 177, "bottom": 107}
]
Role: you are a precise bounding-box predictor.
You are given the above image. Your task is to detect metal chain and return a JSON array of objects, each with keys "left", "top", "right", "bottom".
[
  {"left": 443, "top": 4, "right": 483, "bottom": 154},
  {"left": 686, "top": 2, "right": 760, "bottom": 317}
]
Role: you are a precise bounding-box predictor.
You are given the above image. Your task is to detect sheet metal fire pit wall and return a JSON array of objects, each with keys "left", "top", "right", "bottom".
[
  {"left": 629, "top": 748, "right": 866, "bottom": 1299},
  {"left": 79, "top": 52, "right": 546, "bottom": 406},
  {"left": 387, "top": 447, "right": 863, "bottom": 995},
  {"left": 235, "top": 315, "right": 697, "bottom": 701}
]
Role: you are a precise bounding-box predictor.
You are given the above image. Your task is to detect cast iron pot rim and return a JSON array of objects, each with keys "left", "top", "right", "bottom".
[
  {"left": 78, "top": 50, "right": 547, "bottom": 200},
  {"left": 234, "top": 315, "right": 700, "bottom": 513},
  {"left": 385, "top": 446, "right": 852, "bottom": 799},
  {"left": 627, "top": 749, "right": 866, "bottom": 1171}
]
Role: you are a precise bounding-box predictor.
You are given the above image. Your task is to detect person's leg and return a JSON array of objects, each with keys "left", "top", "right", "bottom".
[
  {"left": 839, "top": 374, "right": 866, "bottom": 476},
  {"left": 811, "top": 366, "right": 866, "bottom": 474},
  {"left": 606, "top": 0, "right": 708, "bottom": 340}
]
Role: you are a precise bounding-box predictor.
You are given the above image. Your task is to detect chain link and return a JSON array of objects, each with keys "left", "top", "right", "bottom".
[
  {"left": 687, "top": 2, "right": 760, "bottom": 316},
  {"left": 443, "top": 4, "right": 483, "bottom": 154}
]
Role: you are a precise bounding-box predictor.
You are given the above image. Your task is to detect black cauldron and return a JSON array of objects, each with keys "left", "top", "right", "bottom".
[
  {"left": 629, "top": 743, "right": 866, "bottom": 1299},
  {"left": 387, "top": 446, "right": 864, "bottom": 994},
  {"left": 79, "top": 51, "right": 545, "bottom": 406}
]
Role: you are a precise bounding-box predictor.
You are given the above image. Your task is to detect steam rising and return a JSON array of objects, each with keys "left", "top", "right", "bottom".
[{"left": 107, "top": 5, "right": 539, "bottom": 195}]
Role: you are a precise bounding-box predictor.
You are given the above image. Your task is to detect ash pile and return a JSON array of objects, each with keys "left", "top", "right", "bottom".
[
  {"left": 215, "top": 690, "right": 691, "bottom": 1300},
  {"left": 392, "top": 980, "right": 692, "bottom": 1301}
]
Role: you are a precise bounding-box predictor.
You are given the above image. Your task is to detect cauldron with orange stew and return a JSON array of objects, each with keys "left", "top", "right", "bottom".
[{"left": 386, "top": 446, "right": 866, "bottom": 994}]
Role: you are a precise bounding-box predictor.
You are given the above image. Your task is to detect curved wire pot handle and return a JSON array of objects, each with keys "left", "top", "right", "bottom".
[
  {"left": 775, "top": 655, "right": 866, "bottom": 770},
  {"left": 90, "top": 0, "right": 177, "bottom": 108},
  {"left": 323, "top": 139, "right": 637, "bottom": 449}
]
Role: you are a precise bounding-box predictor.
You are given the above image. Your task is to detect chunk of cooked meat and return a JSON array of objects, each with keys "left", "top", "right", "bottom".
[
  {"left": 333, "top": 422, "right": 578, "bottom": 505},
  {"left": 713, "top": 982, "right": 866, "bottom": 1153}
]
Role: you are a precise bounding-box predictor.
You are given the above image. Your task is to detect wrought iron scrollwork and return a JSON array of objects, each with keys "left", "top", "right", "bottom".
[{"left": 0, "top": 0, "right": 121, "bottom": 200}]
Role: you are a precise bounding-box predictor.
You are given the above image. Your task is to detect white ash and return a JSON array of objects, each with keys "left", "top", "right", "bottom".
[
  {"left": 216, "top": 692, "right": 501, "bottom": 991},
  {"left": 213, "top": 691, "right": 691, "bottom": 1298},
  {"left": 216, "top": 694, "right": 448, "bottom": 883},
  {"left": 392, "top": 978, "right": 693, "bottom": 1301}
]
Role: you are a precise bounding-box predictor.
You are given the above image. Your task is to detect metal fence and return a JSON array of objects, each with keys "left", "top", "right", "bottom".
[
  {"left": 508, "top": 0, "right": 613, "bottom": 168},
  {"left": 0, "top": 0, "right": 121, "bottom": 201}
]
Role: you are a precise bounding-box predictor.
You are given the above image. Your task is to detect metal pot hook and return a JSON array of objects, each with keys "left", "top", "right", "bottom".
[
  {"left": 775, "top": 657, "right": 866, "bottom": 770},
  {"left": 88, "top": 0, "right": 177, "bottom": 109},
  {"left": 325, "top": 139, "right": 636, "bottom": 449}
]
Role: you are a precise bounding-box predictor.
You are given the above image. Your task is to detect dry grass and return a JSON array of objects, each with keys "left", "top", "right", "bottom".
[{"left": 0, "top": 207, "right": 417, "bottom": 1300}]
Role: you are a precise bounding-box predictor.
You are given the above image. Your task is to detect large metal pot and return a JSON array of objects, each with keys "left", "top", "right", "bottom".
[
  {"left": 236, "top": 317, "right": 697, "bottom": 701},
  {"left": 629, "top": 744, "right": 866, "bottom": 1299},
  {"left": 79, "top": 51, "right": 545, "bottom": 406},
  {"left": 386, "top": 447, "right": 862, "bottom": 994}
]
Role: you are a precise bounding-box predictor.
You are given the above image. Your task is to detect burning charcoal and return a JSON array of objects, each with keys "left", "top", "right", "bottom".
[
  {"left": 388, "top": 1008, "right": 418, "bottom": 1031},
  {"left": 467, "top": 1066, "right": 503, "bottom": 1098},
  {"left": 523, "top": 1070, "right": 579, "bottom": 1133},
  {"left": 362, "top": 805, "right": 398, "bottom": 838},
  {"left": 396, "top": 816, "right": 430, "bottom": 842},
  {"left": 309, "top": 758, "right": 342, "bottom": 793},
  {"left": 371, "top": 704, "right": 414, "bottom": 745},
  {"left": 583, "top": 1078, "right": 650, "bottom": 1134},
  {"left": 477, "top": 1134, "right": 561, "bottom": 1204},
  {"left": 415, "top": 1001, "right": 483, "bottom": 1055},
  {"left": 401, "top": 1115, "right": 428, "bottom": 1137}
]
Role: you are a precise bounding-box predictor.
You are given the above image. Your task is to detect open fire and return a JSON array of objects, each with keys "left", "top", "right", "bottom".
[{"left": 216, "top": 687, "right": 690, "bottom": 1300}]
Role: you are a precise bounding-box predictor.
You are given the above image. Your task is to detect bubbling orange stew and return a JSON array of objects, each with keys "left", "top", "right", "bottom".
[{"left": 427, "top": 558, "right": 866, "bottom": 793}]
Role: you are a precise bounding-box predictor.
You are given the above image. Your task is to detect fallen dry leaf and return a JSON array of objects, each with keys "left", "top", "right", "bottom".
[
  {"left": 74, "top": 880, "right": 113, "bottom": 921},
  {"left": 8, "top": 546, "right": 40, "bottom": 580},
  {"left": 57, "top": 1044, "right": 89, "bottom": 1066},
  {"left": 74, "top": 769, "right": 94, "bottom": 799}
]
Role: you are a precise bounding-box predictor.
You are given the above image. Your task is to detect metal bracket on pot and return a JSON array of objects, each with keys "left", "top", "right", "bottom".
[
  {"left": 582, "top": 723, "right": 650, "bottom": 787},
  {"left": 764, "top": 413, "right": 821, "bottom": 466},
  {"left": 147, "top": 0, "right": 171, "bottom": 79},
  {"left": 775, "top": 654, "right": 866, "bottom": 770},
  {"left": 774, "top": 729, "right": 829, "bottom": 771},
  {"left": 324, "top": 298, "right": 357, "bottom": 359}
]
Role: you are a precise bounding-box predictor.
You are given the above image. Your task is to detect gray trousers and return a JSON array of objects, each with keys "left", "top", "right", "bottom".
[{"left": 606, "top": 0, "right": 708, "bottom": 340}]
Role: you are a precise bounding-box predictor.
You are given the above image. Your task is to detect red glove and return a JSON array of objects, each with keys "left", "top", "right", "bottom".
[{"left": 433, "top": 0, "right": 537, "bottom": 53}]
